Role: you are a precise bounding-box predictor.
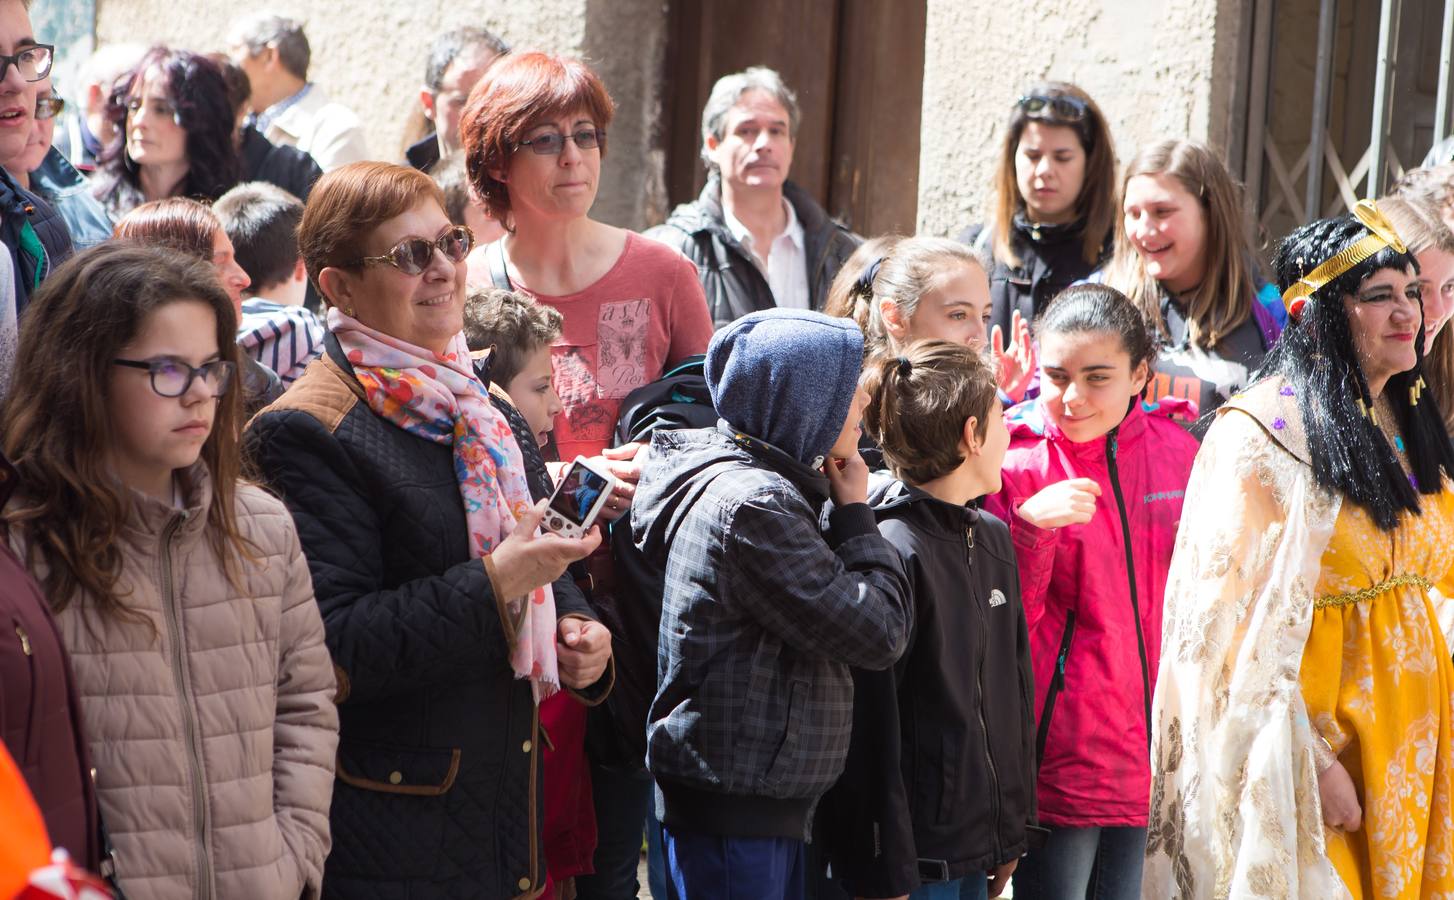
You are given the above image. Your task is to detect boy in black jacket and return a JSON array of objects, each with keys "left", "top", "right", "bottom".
[
  {"left": 632, "top": 309, "right": 912, "bottom": 900},
  {"left": 823, "top": 340, "right": 1038, "bottom": 900}
]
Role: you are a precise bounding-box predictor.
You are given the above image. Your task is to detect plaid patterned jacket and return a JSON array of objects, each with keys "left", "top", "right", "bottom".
[{"left": 635, "top": 426, "right": 911, "bottom": 838}]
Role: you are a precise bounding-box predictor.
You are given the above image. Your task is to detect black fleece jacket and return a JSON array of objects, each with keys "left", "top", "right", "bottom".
[{"left": 822, "top": 480, "right": 1037, "bottom": 896}]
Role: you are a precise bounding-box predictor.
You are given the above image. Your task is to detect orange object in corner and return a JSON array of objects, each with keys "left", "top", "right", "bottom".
[{"left": 0, "top": 742, "right": 51, "bottom": 899}]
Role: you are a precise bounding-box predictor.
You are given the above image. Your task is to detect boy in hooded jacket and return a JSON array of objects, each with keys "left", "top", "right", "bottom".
[{"left": 633, "top": 308, "right": 913, "bottom": 900}]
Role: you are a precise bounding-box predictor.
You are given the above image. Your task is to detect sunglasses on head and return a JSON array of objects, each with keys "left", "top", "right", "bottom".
[
  {"left": 1017, "top": 94, "right": 1088, "bottom": 123},
  {"left": 349, "top": 225, "right": 475, "bottom": 275}
]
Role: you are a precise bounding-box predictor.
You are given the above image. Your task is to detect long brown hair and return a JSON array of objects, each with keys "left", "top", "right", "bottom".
[
  {"left": 1102, "top": 140, "right": 1259, "bottom": 350},
  {"left": 0, "top": 243, "right": 250, "bottom": 619},
  {"left": 988, "top": 81, "right": 1117, "bottom": 270}
]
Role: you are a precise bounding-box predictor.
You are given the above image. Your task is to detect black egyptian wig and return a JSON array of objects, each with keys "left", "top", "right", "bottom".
[{"left": 1260, "top": 211, "right": 1454, "bottom": 530}]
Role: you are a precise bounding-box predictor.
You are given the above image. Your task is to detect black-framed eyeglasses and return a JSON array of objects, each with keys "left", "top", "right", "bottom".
[
  {"left": 1017, "top": 94, "right": 1088, "bottom": 123},
  {"left": 112, "top": 357, "right": 235, "bottom": 398},
  {"left": 348, "top": 225, "right": 474, "bottom": 276},
  {"left": 35, "top": 94, "right": 63, "bottom": 121},
  {"left": 0, "top": 44, "right": 53, "bottom": 84},
  {"left": 514, "top": 128, "right": 606, "bottom": 156}
]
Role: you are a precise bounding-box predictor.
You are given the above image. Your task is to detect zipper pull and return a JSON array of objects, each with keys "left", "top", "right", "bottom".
[
  {"left": 964, "top": 525, "right": 975, "bottom": 551},
  {"left": 16, "top": 625, "right": 30, "bottom": 656}
]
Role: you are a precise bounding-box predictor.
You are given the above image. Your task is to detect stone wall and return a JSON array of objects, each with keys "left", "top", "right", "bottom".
[
  {"left": 93, "top": 0, "right": 667, "bottom": 229},
  {"left": 915, "top": 0, "right": 1248, "bottom": 237}
]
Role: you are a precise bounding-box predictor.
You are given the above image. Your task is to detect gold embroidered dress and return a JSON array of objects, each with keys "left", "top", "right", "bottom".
[
  {"left": 1144, "top": 378, "right": 1454, "bottom": 899},
  {"left": 1298, "top": 490, "right": 1454, "bottom": 898}
]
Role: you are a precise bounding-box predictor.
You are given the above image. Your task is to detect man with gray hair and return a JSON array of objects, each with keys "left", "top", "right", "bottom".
[
  {"left": 406, "top": 26, "right": 509, "bottom": 174},
  {"left": 227, "top": 11, "right": 369, "bottom": 171},
  {"left": 647, "top": 66, "right": 859, "bottom": 329}
]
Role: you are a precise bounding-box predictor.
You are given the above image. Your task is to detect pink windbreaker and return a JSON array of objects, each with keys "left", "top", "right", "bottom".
[{"left": 983, "top": 398, "right": 1199, "bottom": 828}]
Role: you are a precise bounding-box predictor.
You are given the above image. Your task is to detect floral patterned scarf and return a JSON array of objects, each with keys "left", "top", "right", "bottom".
[{"left": 328, "top": 308, "right": 558, "bottom": 700}]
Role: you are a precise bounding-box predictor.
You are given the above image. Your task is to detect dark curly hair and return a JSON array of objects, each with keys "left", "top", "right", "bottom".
[
  {"left": 92, "top": 47, "right": 242, "bottom": 216},
  {"left": 1261, "top": 213, "right": 1454, "bottom": 529}
]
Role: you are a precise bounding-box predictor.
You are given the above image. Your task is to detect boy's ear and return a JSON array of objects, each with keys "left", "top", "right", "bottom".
[
  {"left": 290, "top": 258, "right": 308, "bottom": 283},
  {"left": 961, "top": 415, "right": 981, "bottom": 456}
]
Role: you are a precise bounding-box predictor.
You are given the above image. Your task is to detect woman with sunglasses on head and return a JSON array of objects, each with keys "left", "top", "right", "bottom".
[
  {"left": 959, "top": 82, "right": 1117, "bottom": 402},
  {"left": 0, "top": 81, "right": 113, "bottom": 249},
  {"left": 461, "top": 51, "right": 712, "bottom": 899},
  {"left": 1098, "top": 140, "right": 1285, "bottom": 433},
  {"left": 245, "top": 161, "right": 615, "bottom": 899},
  {"left": 91, "top": 47, "right": 241, "bottom": 220},
  {"left": 0, "top": 242, "right": 339, "bottom": 899},
  {"left": 113, "top": 196, "right": 285, "bottom": 419},
  {"left": 1148, "top": 202, "right": 1454, "bottom": 898}
]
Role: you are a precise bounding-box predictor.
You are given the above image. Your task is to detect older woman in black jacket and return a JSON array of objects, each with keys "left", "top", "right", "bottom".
[{"left": 246, "top": 161, "right": 613, "bottom": 899}]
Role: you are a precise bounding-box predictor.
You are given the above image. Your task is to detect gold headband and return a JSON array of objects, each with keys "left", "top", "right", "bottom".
[{"left": 1281, "top": 199, "right": 1409, "bottom": 318}]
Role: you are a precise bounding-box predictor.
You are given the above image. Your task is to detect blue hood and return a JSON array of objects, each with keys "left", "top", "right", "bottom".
[{"left": 705, "top": 309, "right": 863, "bottom": 467}]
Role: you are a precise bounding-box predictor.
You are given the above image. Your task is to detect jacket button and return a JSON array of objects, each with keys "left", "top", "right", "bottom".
[
  {"left": 521, "top": 739, "right": 532, "bottom": 753},
  {"left": 388, "top": 771, "right": 403, "bottom": 785},
  {"left": 518, "top": 877, "right": 531, "bottom": 890}
]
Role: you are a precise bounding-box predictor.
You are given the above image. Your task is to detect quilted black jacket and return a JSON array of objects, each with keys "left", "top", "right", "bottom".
[
  {"left": 645, "top": 177, "right": 860, "bottom": 329},
  {"left": 246, "top": 335, "right": 609, "bottom": 900}
]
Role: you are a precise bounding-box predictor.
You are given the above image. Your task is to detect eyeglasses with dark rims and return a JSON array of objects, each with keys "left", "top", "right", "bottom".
[
  {"left": 0, "top": 44, "right": 53, "bottom": 84},
  {"left": 347, "top": 225, "right": 475, "bottom": 276},
  {"left": 513, "top": 128, "right": 606, "bottom": 156},
  {"left": 112, "top": 357, "right": 236, "bottom": 398}
]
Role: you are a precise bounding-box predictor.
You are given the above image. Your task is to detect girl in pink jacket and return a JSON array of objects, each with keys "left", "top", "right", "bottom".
[{"left": 983, "top": 284, "right": 1198, "bottom": 900}]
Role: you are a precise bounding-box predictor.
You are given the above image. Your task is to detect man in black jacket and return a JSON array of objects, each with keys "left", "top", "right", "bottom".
[{"left": 646, "top": 67, "right": 859, "bottom": 329}]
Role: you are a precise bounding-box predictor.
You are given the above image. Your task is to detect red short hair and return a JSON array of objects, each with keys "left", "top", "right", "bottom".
[
  {"left": 113, "top": 197, "right": 221, "bottom": 261},
  {"left": 461, "top": 51, "right": 615, "bottom": 223}
]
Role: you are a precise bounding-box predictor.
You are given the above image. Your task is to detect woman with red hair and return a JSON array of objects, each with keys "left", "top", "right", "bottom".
[{"left": 462, "top": 51, "right": 713, "bottom": 899}]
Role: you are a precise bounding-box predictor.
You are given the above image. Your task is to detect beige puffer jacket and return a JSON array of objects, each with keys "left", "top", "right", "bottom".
[{"left": 41, "top": 465, "right": 339, "bottom": 900}]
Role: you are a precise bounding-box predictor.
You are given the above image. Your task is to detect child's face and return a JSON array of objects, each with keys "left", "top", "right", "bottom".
[
  {"left": 964, "top": 400, "right": 1010, "bottom": 495},
  {"left": 886, "top": 261, "right": 993, "bottom": 352},
  {"left": 1038, "top": 330, "right": 1148, "bottom": 443},
  {"left": 503, "top": 345, "right": 562, "bottom": 449},
  {"left": 828, "top": 385, "right": 872, "bottom": 460}
]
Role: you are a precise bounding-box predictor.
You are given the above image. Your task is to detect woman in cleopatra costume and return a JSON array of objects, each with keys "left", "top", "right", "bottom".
[{"left": 1144, "top": 200, "right": 1454, "bottom": 899}]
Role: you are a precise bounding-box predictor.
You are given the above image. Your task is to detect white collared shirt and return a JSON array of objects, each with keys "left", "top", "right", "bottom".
[{"left": 723, "top": 198, "right": 811, "bottom": 310}]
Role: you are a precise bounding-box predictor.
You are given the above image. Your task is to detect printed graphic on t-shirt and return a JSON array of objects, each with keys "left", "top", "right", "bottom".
[
  {"left": 552, "top": 345, "right": 616, "bottom": 447},
  {"left": 1146, "top": 345, "right": 1249, "bottom": 417},
  {"left": 596, "top": 299, "right": 650, "bottom": 399}
]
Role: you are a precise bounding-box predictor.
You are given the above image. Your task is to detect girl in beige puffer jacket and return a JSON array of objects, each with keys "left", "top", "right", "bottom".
[{"left": 1, "top": 243, "right": 339, "bottom": 900}]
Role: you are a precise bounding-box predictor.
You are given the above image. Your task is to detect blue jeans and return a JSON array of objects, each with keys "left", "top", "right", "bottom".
[
  {"left": 1011, "top": 826, "right": 1146, "bottom": 900},
  {"left": 662, "top": 825, "right": 805, "bottom": 900},
  {"left": 576, "top": 765, "right": 656, "bottom": 900},
  {"left": 915, "top": 873, "right": 987, "bottom": 899}
]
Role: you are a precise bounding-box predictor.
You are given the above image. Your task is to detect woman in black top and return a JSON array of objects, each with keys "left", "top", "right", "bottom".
[{"left": 960, "top": 82, "right": 1117, "bottom": 355}]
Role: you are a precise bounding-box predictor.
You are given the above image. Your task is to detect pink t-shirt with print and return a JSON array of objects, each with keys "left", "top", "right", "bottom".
[{"left": 511, "top": 233, "right": 713, "bottom": 459}]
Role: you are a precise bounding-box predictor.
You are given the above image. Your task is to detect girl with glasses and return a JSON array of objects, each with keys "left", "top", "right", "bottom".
[
  {"left": 91, "top": 47, "right": 241, "bottom": 219},
  {"left": 0, "top": 242, "right": 339, "bottom": 899},
  {"left": 960, "top": 82, "right": 1118, "bottom": 403},
  {"left": 1097, "top": 140, "right": 1286, "bottom": 433},
  {"left": 461, "top": 52, "right": 713, "bottom": 900},
  {"left": 112, "top": 196, "right": 288, "bottom": 420},
  {"left": 246, "top": 161, "right": 614, "bottom": 899}
]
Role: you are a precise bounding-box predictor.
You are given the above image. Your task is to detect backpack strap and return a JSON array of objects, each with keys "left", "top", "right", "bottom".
[{"left": 488, "top": 240, "right": 514, "bottom": 290}]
